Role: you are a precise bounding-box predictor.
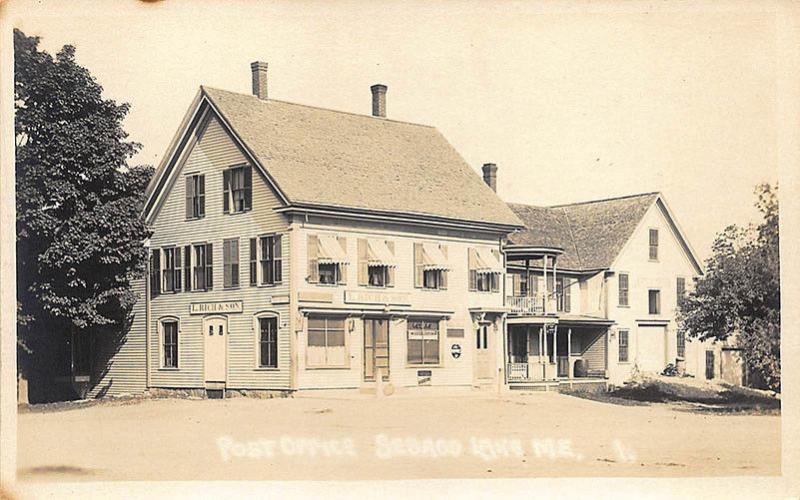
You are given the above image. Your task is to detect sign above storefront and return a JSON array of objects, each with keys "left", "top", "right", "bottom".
[
  {"left": 189, "top": 301, "right": 244, "bottom": 315},
  {"left": 344, "top": 290, "right": 411, "bottom": 306},
  {"left": 451, "top": 344, "right": 462, "bottom": 359}
]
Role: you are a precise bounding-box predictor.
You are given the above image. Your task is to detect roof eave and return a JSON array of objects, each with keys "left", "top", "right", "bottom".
[{"left": 276, "top": 203, "right": 523, "bottom": 234}]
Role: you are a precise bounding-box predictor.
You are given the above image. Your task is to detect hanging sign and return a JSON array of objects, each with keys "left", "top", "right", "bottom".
[{"left": 451, "top": 344, "right": 462, "bottom": 359}]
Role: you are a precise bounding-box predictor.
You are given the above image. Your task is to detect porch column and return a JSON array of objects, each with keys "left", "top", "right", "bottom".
[
  {"left": 542, "top": 256, "right": 547, "bottom": 313},
  {"left": 552, "top": 325, "right": 558, "bottom": 367},
  {"left": 567, "top": 328, "right": 573, "bottom": 379}
]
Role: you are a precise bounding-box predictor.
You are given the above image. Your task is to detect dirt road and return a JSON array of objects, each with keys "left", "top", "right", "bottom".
[{"left": 17, "top": 390, "right": 780, "bottom": 481}]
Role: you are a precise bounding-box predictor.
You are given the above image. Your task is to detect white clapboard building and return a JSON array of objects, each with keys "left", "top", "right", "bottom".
[{"left": 86, "top": 62, "right": 721, "bottom": 398}]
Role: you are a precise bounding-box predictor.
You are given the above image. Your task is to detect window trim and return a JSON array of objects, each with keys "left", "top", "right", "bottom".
[
  {"left": 223, "top": 163, "right": 253, "bottom": 215},
  {"left": 648, "top": 227, "right": 659, "bottom": 262},
  {"left": 185, "top": 172, "right": 205, "bottom": 220},
  {"left": 257, "top": 233, "right": 283, "bottom": 287},
  {"left": 648, "top": 288, "right": 662, "bottom": 315},
  {"left": 676, "top": 276, "right": 687, "bottom": 307},
  {"left": 253, "top": 311, "right": 280, "bottom": 370},
  {"left": 676, "top": 329, "right": 686, "bottom": 360},
  {"left": 618, "top": 329, "right": 629, "bottom": 364},
  {"left": 618, "top": 272, "right": 630, "bottom": 307},
  {"left": 305, "top": 314, "right": 350, "bottom": 369},
  {"left": 159, "top": 316, "right": 180, "bottom": 370},
  {"left": 406, "top": 318, "right": 442, "bottom": 367},
  {"left": 223, "top": 237, "right": 240, "bottom": 290},
  {"left": 191, "top": 241, "right": 213, "bottom": 291}
]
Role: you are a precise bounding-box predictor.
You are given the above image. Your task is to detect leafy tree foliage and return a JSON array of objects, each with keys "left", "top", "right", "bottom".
[
  {"left": 678, "top": 184, "right": 780, "bottom": 391},
  {"left": 15, "top": 29, "right": 152, "bottom": 386}
]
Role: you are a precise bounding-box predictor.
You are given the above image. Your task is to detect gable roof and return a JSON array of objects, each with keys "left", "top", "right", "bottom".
[
  {"left": 145, "top": 87, "right": 523, "bottom": 230},
  {"left": 508, "top": 192, "right": 665, "bottom": 271}
]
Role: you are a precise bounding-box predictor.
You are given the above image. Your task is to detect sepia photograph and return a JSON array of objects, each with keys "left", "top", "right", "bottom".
[{"left": 0, "top": 1, "right": 798, "bottom": 498}]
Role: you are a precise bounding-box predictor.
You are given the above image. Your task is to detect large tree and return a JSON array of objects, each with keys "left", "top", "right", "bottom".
[
  {"left": 678, "top": 183, "right": 780, "bottom": 391},
  {"left": 15, "top": 29, "right": 152, "bottom": 401}
]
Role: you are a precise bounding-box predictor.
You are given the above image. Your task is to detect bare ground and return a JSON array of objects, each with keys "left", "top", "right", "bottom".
[{"left": 17, "top": 389, "right": 780, "bottom": 482}]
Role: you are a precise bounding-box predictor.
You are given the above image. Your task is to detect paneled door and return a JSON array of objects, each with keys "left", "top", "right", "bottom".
[
  {"left": 204, "top": 316, "right": 227, "bottom": 383},
  {"left": 364, "top": 318, "right": 389, "bottom": 382},
  {"left": 475, "top": 323, "right": 496, "bottom": 383}
]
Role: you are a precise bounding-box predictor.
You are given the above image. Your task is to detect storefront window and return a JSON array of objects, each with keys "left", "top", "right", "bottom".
[
  {"left": 307, "top": 315, "right": 347, "bottom": 367},
  {"left": 407, "top": 319, "right": 440, "bottom": 365}
]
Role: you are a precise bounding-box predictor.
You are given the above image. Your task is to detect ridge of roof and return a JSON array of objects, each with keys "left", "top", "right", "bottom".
[
  {"left": 547, "top": 191, "right": 660, "bottom": 209},
  {"left": 200, "top": 85, "right": 436, "bottom": 130}
]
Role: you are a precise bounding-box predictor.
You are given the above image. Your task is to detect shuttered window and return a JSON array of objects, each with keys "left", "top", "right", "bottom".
[
  {"left": 649, "top": 229, "right": 659, "bottom": 260},
  {"left": 185, "top": 174, "right": 205, "bottom": 219},
  {"left": 258, "top": 316, "right": 278, "bottom": 368},
  {"left": 677, "top": 330, "right": 686, "bottom": 359},
  {"left": 161, "top": 247, "right": 182, "bottom": 293},
  {"left": 162, "top": 320, "right": 178, "bottom": 368},
  {"left": 184, "top": 245, "right": 192, "bottom": 291},
  {"left": 249, "top": 238, "right": 258, "bottom": 286},
  {"left": 259, "top": 234, "right": 282, "bottom": 285},
  {"left": 193, "top": 243, "right": 213, "bottom": 291},
  {"left": 223, "top": 165, "right": 252, "bottom": 213},
  {"left": 648, "top": 289, "right": 661, "bottom": 315},
  {"left": 223, "top": 238, "right": 240, "bottom": 288},
  {"left": 307, "top": 234, "right": 346, "bottom": 285},
  {"left": 150, "top": 249, "right": 160, "bottom": 298},
  {"left": 618, "top": 273, "right": 629, "bottom": 306},
  {"left": 618, "top": 330, "right": 629, "bottom": 363}
]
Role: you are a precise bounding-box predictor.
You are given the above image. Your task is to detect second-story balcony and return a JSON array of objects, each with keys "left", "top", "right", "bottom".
[{"left": 506, "top": 292, "right": 562, "bottom": 316}]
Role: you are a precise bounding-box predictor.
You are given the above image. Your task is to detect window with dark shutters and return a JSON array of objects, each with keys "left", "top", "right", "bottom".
[
  {"left": 223, "top": 165, "right": 252, "bottom": 214},
  {"left": 223, "top": 238, "right": 239, "bottom": 288},
  {"left": 184, "top": 245, "right": 192, "bottom": 291},
  {"left": 150, "top": 249, "right": 160, "bottom": 298},
  {"left": 192, "top": 243, "right": 213, "bottom": 291},
  {"left": 185, "top": 174, "right": 206, "bottom": 219},
  {"left": 258, "top": 234, "right": 282, "bottom": 285},
  {"left": 250, "top": 238, "right": 258, "bottom": 286}
]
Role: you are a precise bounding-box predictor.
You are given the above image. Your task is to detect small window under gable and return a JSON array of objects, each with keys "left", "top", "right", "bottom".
[
  {"left": 223, "top": 165, "right": 252, "bottom": 214},
  {"left": 649, "top": 229, "right": 659, "bottom": 261}
]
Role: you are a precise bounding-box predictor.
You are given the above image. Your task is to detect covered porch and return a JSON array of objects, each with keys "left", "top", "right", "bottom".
[{"left": 505, "top": 316, "right": 613, "bottom": 387}]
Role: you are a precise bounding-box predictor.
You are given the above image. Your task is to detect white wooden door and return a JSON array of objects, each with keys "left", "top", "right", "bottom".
[
  {"left": 204, "top": 316, "right": 227, "bottom": 383},
  {"left": 475, "top": 324, "right": 495, "bottom": 383}
]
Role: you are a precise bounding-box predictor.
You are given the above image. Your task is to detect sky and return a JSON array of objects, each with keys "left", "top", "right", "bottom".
[{"left": 7, "top": 0, "right": 780, "bottom": 260}]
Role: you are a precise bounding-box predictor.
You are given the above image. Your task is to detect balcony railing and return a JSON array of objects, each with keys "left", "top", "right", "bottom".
[{"left": 506, "top": 293, "right": 559, "bottom": 316}]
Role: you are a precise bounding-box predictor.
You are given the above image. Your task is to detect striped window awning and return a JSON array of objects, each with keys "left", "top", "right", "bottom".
[
  {"left": 422, "top": 242, "right": 450, "bottom": 271},
  {"left": 474, "top": 247, "right": 503, "bottom": 274},
  {"left": 367, "top": 239, "right": 396, "bottom": 267},
  {"left": 318, "top": 234, "right": 349, "bottom": 264}
]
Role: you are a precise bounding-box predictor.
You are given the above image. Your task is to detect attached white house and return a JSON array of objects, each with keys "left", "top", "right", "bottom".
[{"left": 500, "top": 189, "right": 719, "bottom": 388}]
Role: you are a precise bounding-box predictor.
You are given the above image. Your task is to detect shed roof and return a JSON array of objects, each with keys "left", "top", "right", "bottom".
[
  {"left": 192, "top": 87, "right": 522, "bottom": 228},
  {"left": 508, "top": 192, "right": 659, "bottom": 271}
]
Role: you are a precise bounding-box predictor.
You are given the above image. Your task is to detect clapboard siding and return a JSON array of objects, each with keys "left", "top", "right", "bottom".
[
  {"left": 148, "top": 112, "right": 291, "bottom": 390},
  {"left": 88, "top": 277, "right": 148, "bottom": 397},
  {"left": 582, "top": 330, "right": 606, "bottom": 374},
  {"left": 292, "top": 216, "right": 505, "bottom": 389}
]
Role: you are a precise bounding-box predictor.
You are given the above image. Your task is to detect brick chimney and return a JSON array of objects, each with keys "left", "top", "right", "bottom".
[
  {"left": 251, "top": 61, "right": 268, "bottom": 100},
  {"left": 371, "top": 84, "right": 387, "bottom": 118},
  {"left": 482, "top": 163, "right": 498, "bottom": 192}
]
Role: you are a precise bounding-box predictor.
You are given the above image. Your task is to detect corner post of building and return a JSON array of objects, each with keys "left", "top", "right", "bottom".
[
  {"left": 538, "top": 326, "right": 544, "bottom": 379},
  {"left": 567, "top": 328, "right": 573, "bottom": 379}
]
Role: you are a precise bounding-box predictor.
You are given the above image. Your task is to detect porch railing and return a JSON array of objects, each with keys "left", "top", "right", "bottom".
[{"left": 506, "top": 293, "right": 559, "bottom": 316}]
